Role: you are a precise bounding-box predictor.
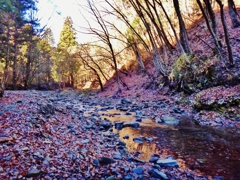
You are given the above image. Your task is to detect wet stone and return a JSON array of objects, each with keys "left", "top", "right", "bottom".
[
  {"left": 149, "top": 156, "right": 159, "bottom": 163},
  {"left": 136, "top": 118, "right": 142, "bottom": 122},
  {"left": 115, "top": 122, "right": 124, "bottom": 130},
  {"left": 133, "top": 137, "right": 143, "bottom": 144},
  {"left": 117, "top": 140, "right": 126, "bottom": 146},
  {"left": 101, "top": 121, "right": 113, "bottom": 130},
  {"left": 113, "top": 152, "right": 122, "bottom": 160},
  {"left": 132, "top": 167, "right": 143, "bottom": 174},
  {"left": 124, "top": 166, "right": 130, "bottom": 173},
  {"left": 149, "top": 169, "right": 169, "bottom": 179},
  {"left": 146, "top": 137, "right": 153, "bottom": 142},
  {"left": 66, "top": 104, "right": 73, "bottom": 109},
  {"left": 121, "top": 98, "right": 132, "bottom": 104},
  {"left": 124, "top": 175, "right": 133, "bottom": 180},
  {"left": 156, "top": 159, "right": 178, "bottom": 167},
  {"left": 125, "top": 112, "right": 132, "bottom": 115},
  {"left": 106, "top": 175, "right": 115, "bottom": 180},
  {"left": 136, "top": 110, "right": 143, "bottom": 116},
  {"left": 123, "top": 122, "right": 140, "bottom": 128},
  {"left": 93, "top": 159, "right": 99, "bottom": 165},
  {"left": 161, "top": 115, "right": 179, "bottom": 125},
  {"left": 99, "top": 157, "right": 115, "bottom": 165},
  {"left": 123, "top": 134, "right": 129, "bottom": 139}
]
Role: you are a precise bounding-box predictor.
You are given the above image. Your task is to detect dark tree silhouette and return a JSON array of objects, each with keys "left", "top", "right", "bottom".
[
  {"left": 173, "top": 0, "right": 192, "bottom": 54},
  {"left": 228, "top": 0, "right": 240, "bottom": 28}
]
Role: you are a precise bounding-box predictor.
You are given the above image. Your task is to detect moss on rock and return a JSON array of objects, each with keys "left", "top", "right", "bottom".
[{"left": 192, "top": 85, "right": 240, "bottom": 119}]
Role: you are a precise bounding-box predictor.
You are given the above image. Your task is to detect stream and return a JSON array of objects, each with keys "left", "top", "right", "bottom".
[{"left": 85, "top": 105, "right": 240, "bottom": 179}]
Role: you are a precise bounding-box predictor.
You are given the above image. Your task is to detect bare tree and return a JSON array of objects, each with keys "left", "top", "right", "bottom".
[
  {"left": 156, "top": 0, "right": 184, "bottom": 53},
  {"left": 228, "top": 0, "right": 240, "bottom": 28},
  {"left": 78, "top": 47, "right": 104, "bottom": 91},
  {"left": 203, "top": 0, "right": 218, "bottom": 36},
  {"left": 196, "top": 0, "right": 222, "bottom": 54},
  {"left": 126, "top": 0, "right": 166, "bottom": 76},
  {"left": 173, "top": 0, "right": 192, "bottom": 54},
  {"left": 84, "top": 0, "right": 122, "bottom": 94},
  {"left": 216, "top": 0, "right": 234, "bottom": 66}
]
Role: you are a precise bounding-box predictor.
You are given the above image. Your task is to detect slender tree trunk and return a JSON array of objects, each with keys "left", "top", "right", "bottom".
[
  {"left": 70, "top": 72, "right": 74, "bottom": 88},
  {"left": 25, "top": 52, "right": 31, "bottom": 89},
  {"left": 204, "top": 0, "right": 218, "bottom": 36},
  {"left": 132, "top": 42, "right": 145, "bottom": 70},
  {"left": 12, "top": 28, "right": 18, "bottom": 90},
  {"left": 129, "top": 0, "right": 166, "bottom": 76},
  {"left": 87, "top": 0, "right": 121, "bottom": 94},
  {"left": 196, "top": 0, "right": 222, "bottom": 53},
  {"left": 228, "top": 0, "right": 240, "bottom": 28},
  {"left": 173, "top": 0, "right": 192, "bottom": 54},
  {"left": 143, "top": 0, "right": 174, "bottom": 50},
  {"left": 87, "top": 65, "right": 104, "bottom": 91},
  {"left": 109, "top": 41, "right": 121, "bottom": 93},
  {"left": 216, "top": 0, "right": 234, "bottom": 65},
  {"left": 157, "top": 0, "right": 184, "bottom": 53}
]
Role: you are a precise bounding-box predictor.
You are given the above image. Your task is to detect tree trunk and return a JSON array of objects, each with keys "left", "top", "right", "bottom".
[
  {"left": 24, "top": 53, "right": 31, "bottom": 89},
  {"left": 173, "top": 0, "right": 192, "bottom": 54},
  {"left": 132, "top": 42, "right": 145, "bottom": 70},
  {"left": 12, "top": 38, "right": 18, "bottom": 90},
  {"left": 196, "top": 0, "right": 222, "bottom": 52},
  {"left": 143, "top": 0, "right": 174, "bottom": 50},
  {"left": 228, "top": 0, "right": 240, "bottom": 28},
  {"left": 204, "top": 0, "right": 218, "bottom": 36},
  {"left": 216, "top": 0, "right": 234, "bottom": 65},
  {"left": 70, "top": 72, "right": 74, "bottom": 88},
  {"left": 129, "top": 0, "right": 166, "bottom": 76},
  {"left": 157, "top": 0, "right": 184, "bottom": 53}
]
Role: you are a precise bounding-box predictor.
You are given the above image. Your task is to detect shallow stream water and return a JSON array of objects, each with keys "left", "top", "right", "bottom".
[{"left": 92, "top": 108, "right": 240, "bottom": 179}]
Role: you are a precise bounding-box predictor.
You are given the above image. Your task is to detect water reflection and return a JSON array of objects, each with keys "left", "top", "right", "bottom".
[{"left": 97, "top": 108, "right": 240, "bottom": 179}]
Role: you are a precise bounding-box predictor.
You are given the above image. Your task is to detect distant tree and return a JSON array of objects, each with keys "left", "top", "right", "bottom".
[
  {"left": 228, "top": 0, "right": 240, "bottom": 28},
  {"left": 0, "top": 0, "right": 38, "bottom": 90},
  {"left": 37, "top": 28, "right": 54, "bottom": 88},
  {"left": 22, "top": 24, "right": 39, "bottom": 89},
  {"left": 57, "top": 16, "right": 78, "bottom": 88}
]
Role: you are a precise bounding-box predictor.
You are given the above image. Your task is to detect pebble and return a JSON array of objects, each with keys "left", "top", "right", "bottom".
[
  {"left": 25, "top": 168, "right": 41, "bottom": 177},
  {"left": 81, "top": 139, "right": 90, "bottom": 144}
]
